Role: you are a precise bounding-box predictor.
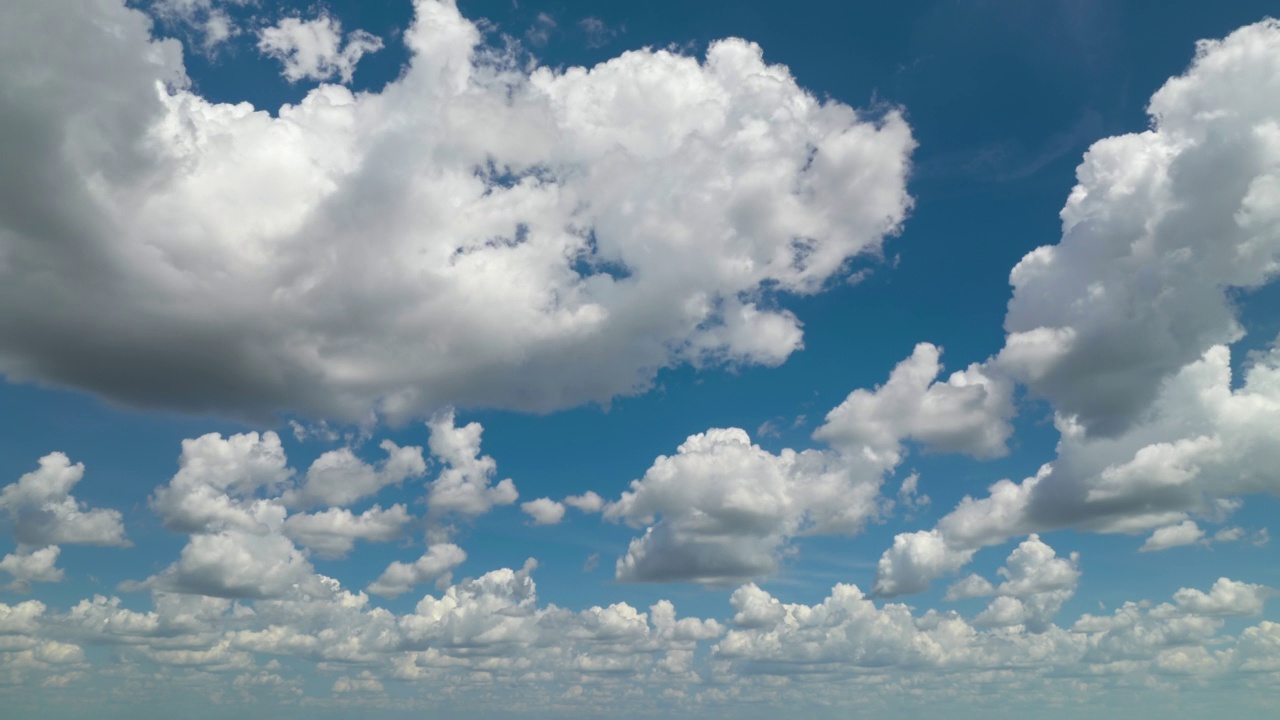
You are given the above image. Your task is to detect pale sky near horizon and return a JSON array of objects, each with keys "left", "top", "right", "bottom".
[{"left": 1, "top": 1, "right": 1279, "bottom": 717}]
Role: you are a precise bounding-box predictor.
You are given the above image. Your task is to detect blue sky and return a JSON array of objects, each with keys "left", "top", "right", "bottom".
[{"left": 2, "top": 0, "right": 1280, "bottom": 717}]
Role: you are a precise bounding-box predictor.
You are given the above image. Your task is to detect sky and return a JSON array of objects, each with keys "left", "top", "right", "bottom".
[{"left": 1, "top": 0, "right": 1280, "bottom": 717}]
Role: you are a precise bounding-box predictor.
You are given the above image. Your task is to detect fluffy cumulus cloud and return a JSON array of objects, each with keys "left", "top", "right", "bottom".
[
  {"left": 994, "top": 20, "right": 1280, "bottom": 437},
  {"left": 604, "top": 427, "right": 883, "bottom": 585},
  {"left": 815, "top": 342, "right": 1015, "bottom": 464},
  {"left": 1140, "top": 520, "right": 1205, "bottom": 552},
  {"left": 521, "top": 498, "right": 567, "bottom": 526},
  {"left": 603, "top": 340, "right": 1017, "bottom": 586},
  {"left": 871, "top": 20, "right": 1280, "bottom": 594},
  {"left": 367, "top": 543, "right": 467, "bottom": 597},
  {"left": 257, "top": 13, "right": 384, "bottom": 84},
  {"left": 877, "top": 341, "right": 1280, "bottom": 594},
  {"left": 130, "top": 414, "right": 514, "bottom": 599},
  {"left": 0, "top": 546, "right": 64, "bottom": 592},
  {"left": 9, "top": 549, "right": 1277, "bottom": 717},
  {"left": 0, "top": 0, "right": 914, "bottom": 424},
  {"left": 281, "top": 504, "right": 412, "bottom": 559},
  {"left": 423, "top": 410, "right": 518, "bottom": 521},
  {"left": 280, "top": 440, "right": 426, "bottom": 510},
  {"left": 0, "top": 453, "right": 129, "bottom": 550}
]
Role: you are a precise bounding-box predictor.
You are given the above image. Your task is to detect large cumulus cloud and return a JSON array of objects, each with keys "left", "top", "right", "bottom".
[
  {"left": 0, "top": 0, "right": 915, "bottom": 423},
  {"left": 994, "top": 19, "right": 1280, "bottom": 437},
  {"left": 874, "top": 19, "right": 1280, "bottom": 596}
]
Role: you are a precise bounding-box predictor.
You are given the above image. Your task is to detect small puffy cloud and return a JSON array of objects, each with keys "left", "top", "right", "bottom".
[
  {"left": 0, "top": 546, "right": 64, "bottom": 591},
  {"left": 871, "top": 20, "right": 1280, "bottom": 596},
  {"left": 728, "top": 584, "right": 787, "bottom": 628},
  {"left": 150, "top": 431, "right": 292, "bottom": 534},
  {"left": 281, "top": 441, "right": 426, "bottom": 509},
  {"left": 872, "top": 530, "right": 975, "bottom": 597},
  {"left": 977, "top": 535, "right": 1080, "bottom": 631},
  {"left": 425, "top": 411, "right": 518, "bottom": 520},
  {"left": 367, "top": 544, "right": 467, "bottom": 598},
  {"left": 0, "top": 0, "right": 914, "bottom": 423},
  {"left": 282, "top": 504, "right": 412, "bottom": 559},
  {"left": 944, "top": 574, "right": 996, "bottom": 602},
  {"left": 897, "top": 472, "right": 929, "bottom": 510},
  {"left": 1213, "top": 526, "right": 1245, "bottom": 543},
  {"left": 995, "top": 535, "right": 1080, "bottom": 598},
  {"left": 258, "top": 13, "right": 383, "bottom": 84},
  {"left": 520, "top": 498, "right": 566, "bottom": 526},
  {"left": 0, "top": 600, "right": 45, "bottom": 634},
  {"left": 1172, "top": 578, "right": 1273, "bottom": 617},
  {"left": 815, "top": 343, "right": 1014, "bottom": 465},
  {"left": 1, "top": 453, "right": 129, "bottom": 547},
  {"left": 1140, "top": 520, "right": 1205, "bottom": 552},
  {"left": 606, "top": 427, "right": 885, "bottom": 585},
  {"left": 563, "top": 491, "right": 604, "bottom": 513}
]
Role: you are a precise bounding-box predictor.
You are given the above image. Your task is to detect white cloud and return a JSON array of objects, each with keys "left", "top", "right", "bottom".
[
  {"left": 0, "top": 0, "right": 915, "bottom": 423},
  {"left": 424, "top": 411, "right": 518, "bottom": 520},
  {"left": 1213, "top": 526, "right": 1245, "bottom": 543},
  {"left": 815, "top": 342, "right": 1014, "bottom": 464},
  {"left": 975, "top": 535, "right": 1080, "bottom": 631},
  {"left": 521, "top": 498, "right": 566, "bottom": 526},
  {"left": 605, "top": 427, "right": 886, "bottom": 585},
  {"left": 0, "top": 600, "right": 45, "bottom": 635},
  {"left": 944, "top": 575, "right": 995, "bottom": 602},
  {"left": 150, "top": 431, "right": 293, "bottom": 534},
  {"left": 0, "top": 546, "right": 64, "bottom": 591},
  {"left": 151, "top": 0, "right": 251, "bottom": 52},
  {"left": 142, "top": 529, "right": 324, "bottom": 600},
  {"left": 1, "top": 453, "right": 129, "bottom": 547},
  {"left": 862, "top": 20, "right": 1280, "bottom": 598},
  {"left": 604, "top": 340, "right": 1025, "bottom": 586},
  {"left": 564, "top": 491, "right": 604, "bottom": 513},
  {"left": 282, "top": 504, "right": 412, "bottom": 559},
  {"left": 1140, "top": 520, "right": 1205, "bottom": 552},
  {"left": 280, "top": 440, "right": 426, "bottom": 509},
  {"left": 367, "top": 544, "right": 467, "bottom": 598},
  {"left": 876, "top": 340, "right": 1280, "bottom": 594},
  {"left": 993, "top": 20, "right": 1280, "bottom": 437},
  {"left": 258, "top": 13, "right": 383, "bottom": 84},
  {"left": 1172, "top": 577, "right": 1273, "bottom": 617},
  {"left": 872, "top": 530, "right": 975, "bottom": 597}
]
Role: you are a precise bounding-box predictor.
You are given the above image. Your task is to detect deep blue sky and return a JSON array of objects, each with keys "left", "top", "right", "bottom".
[{"left": 3, "top": 1, "right": 1280, "bottom": 717}]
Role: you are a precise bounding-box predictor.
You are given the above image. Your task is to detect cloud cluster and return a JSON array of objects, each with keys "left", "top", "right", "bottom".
[
  {"left": 0, "top": 453, "right": 130, "bottom": 591},
  {"left": 0, "top": 0, "right": 915, "bottom": 423},
  {"left": 129, "top": 413, "right": 514, "bottom": 600},
  {"left": 2, "top": 548, "right": 1276, "bottom": 716},
  {"left": 600, "top": 342, "right": 1012, "bottom": 585},
  {"left": 872, "top": 19, "right": 1280, "bottom": 596}
]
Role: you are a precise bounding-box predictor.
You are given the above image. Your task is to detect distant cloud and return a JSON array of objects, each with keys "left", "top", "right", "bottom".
[
  {"left": 258, "top": 13, "right": 383, "bottom": 84},
  {"left": 578, "top": 17, "right": 619, "bottom": 48}
]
